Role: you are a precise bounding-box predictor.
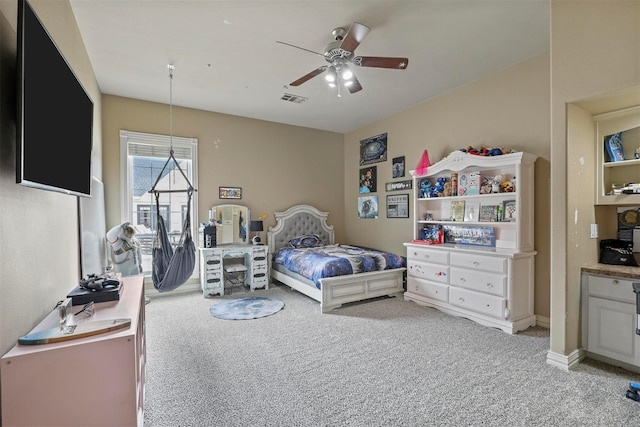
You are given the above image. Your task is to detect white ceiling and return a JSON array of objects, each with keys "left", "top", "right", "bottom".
[{"left": 68, "top": 0, "right": 549, "bottom": 134}]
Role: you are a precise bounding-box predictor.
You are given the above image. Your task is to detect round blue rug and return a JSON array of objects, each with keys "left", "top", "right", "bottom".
[{"left": 209, "top": 297, "right": 285, "bottom": 320}]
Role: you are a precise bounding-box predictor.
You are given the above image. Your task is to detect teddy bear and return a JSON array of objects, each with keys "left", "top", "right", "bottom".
[
  {"left": 419, "top": 178, "right": 432, "bottom": 198},
  {"left": 442, "top": 182, "right": 452, "bottom": 197}
]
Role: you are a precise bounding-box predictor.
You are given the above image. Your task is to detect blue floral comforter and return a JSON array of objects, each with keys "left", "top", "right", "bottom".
[{"left": 274, "top": 244, "right": 405, "bottom": 289}]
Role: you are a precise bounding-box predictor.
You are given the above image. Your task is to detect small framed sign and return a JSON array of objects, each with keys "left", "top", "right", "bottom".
[
  {"left": 385, "top": 180, "right": 412, "bottom": 192},
  {"left": 219, "top": 186, "right": 242, "bottom": 199}
]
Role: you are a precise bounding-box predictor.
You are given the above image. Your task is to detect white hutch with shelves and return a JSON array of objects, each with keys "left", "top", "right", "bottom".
[{"left": 404, "top": 150, "right": 537, "bottom": 333}]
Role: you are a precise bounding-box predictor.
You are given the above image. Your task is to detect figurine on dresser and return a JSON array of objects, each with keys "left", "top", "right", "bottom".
[{"left": 106, "top": 222, "right": 142, "bottom": 276}]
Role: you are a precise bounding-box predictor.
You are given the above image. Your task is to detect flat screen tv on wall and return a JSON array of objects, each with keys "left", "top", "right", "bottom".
[{"left": 16, "top": 0, "right": 94, "bottom": 197}]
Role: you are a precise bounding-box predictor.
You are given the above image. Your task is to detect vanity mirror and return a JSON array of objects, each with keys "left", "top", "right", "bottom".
[{"left": 208, "top": 204, "right": 250, "bottom": 245}]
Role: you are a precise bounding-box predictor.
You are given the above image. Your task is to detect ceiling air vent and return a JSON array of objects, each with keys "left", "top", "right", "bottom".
[{"left": 281, "top": 93, "right": 308, "bottom": 104}]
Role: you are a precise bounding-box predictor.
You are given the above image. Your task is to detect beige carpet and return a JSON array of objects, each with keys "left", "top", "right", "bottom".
[{"left": 143, "top": 283, "right": 640, "bottom": 426}]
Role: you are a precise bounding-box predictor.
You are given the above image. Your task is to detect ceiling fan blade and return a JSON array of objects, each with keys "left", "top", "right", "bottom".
[
  {"left": 276, "top": 41, "right": 325, "bottom": 58},
  {"left": 290, "top": 66, "right": 328, "bottom": 86},
  {"left": 346, "top": 75, "right": 363, "bottom": 94},
  {"left": 353, "top": 56, "right": 409, "bottom": 69},
  {"left": 339, "top": 22, "right": 370, "bottom": 54}
]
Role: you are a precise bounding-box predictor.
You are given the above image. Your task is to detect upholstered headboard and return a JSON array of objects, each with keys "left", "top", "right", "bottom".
[{"left": 267, "top": 205, "right": 335, "bottom": 253}]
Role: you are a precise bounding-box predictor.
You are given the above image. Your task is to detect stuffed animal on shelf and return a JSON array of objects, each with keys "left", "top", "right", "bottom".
[
  {"left": 432, "top": 177, "right": 446, "bottom": 197},
  {"left": 419, "top": 178, "right": 432, "bottom": 198},
  {"left": 491, "top": 174, "right": 504, "bottom": 193},
  {"left": 500, "top": 179, "right": 515, "bottom": 192},
  {"left": 442, "top": 182, "right": 452, "bottom": 197}
]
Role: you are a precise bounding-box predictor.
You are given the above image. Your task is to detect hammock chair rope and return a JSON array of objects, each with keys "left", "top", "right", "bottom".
[{"left": 149, "top": 64, "right": 197, "bottom": 292}]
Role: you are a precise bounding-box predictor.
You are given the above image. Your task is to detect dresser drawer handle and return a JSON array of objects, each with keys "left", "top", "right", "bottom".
[
  {"left": 207, "top": 260, "right": 220, "bottom": 265},
  {"left": 207, "top": 278, "right": 221, "bottom": 283},
  {"left": 486, "top": 283, "right": 494, "bottom": 288},
  {"left": 254, "top": 256, "right": 266, "bottom": 261},
  {"left": 459, "top": 277, "right": 467, "bottom": 283},
  {"left": 612, "top": 279, "right": 619, "bottom": 285},
  {"left": 254, "top": 273, "right": 266, "bottom": 278},
  {"left": 473, "top": 261, "right": 480, "bottom": 266},
  {"left": 458, "top": 297, "right": 465, "bottom": 303}
]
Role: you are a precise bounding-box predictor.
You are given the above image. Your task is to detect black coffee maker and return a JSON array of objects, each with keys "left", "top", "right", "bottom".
[{"left": 203, "top": 223, "right": 217, "bottom": 248}]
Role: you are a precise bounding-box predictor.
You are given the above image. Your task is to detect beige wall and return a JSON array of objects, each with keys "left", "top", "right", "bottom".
[
  {"left": 0, "top": 0, "right": 101, "bottom": 361},
  {"left": 550, "top": 0, "right": 640, "bottom": 357},
  {"left": 101, "top": 95, "right": 345, "bottom": 241},
  {"left": 344, "top": 54, "right": 552, "bottom": 318}
]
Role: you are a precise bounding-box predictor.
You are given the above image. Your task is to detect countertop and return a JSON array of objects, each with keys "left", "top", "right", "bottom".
[{"left": 582, "top": 263, "right": 640, "bottom": 280}]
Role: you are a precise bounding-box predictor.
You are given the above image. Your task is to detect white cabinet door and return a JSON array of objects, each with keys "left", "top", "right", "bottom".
[{"left": 587, "top": 296, "right": 640, "bottom": 366}]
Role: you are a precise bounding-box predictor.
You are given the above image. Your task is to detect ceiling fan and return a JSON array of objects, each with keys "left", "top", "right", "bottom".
[{"left": 277, "top": 22, "right": 409, "bottom": 96}]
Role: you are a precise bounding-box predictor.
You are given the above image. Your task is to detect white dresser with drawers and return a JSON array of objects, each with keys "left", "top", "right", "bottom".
[
  {"left": 199, "top": 244, "right": 269, "bottom": 297},
  {"left": 404, "top": 243, "right": 536, "bottom": 334}
]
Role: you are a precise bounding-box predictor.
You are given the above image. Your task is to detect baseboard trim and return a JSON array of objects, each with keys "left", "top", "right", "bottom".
[
  {"left": 536, "top": 315, "right": 550, "bottom": 329},
  {"left": 546, "top": 348, "right": 584, "bottom": 370}
]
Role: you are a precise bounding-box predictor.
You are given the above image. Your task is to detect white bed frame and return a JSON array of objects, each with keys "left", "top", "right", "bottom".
[{"left": 267, "top": 205, "right": 406, "bottom": 312}]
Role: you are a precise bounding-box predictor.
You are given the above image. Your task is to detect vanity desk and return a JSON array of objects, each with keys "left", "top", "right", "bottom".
[
  {"left": 199, "top": 203, "right": 269, "bottom": 297},
  {"left": 199, "top": 244, "right": 269, "bottom": 296}
]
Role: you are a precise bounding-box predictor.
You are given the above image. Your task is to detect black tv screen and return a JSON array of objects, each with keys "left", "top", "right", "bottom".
[{"left": 16, "top": 0, "right": 94, "bottom": 197}]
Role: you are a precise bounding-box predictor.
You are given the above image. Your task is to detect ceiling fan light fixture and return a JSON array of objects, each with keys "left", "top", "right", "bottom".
[
  {"left": 325, "top": 66, "right": 337, "bottom": 82},
  {"left": 344, "top": 80, "right": 353, "bottom": 87},
  {"left": 328, "top": 82, "right": 337, "bottom": 88},
  {"left": 341, "top": 66, "right": 353, "bottom": 81}
]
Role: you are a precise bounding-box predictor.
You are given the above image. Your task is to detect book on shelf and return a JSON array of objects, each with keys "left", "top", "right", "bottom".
[
  {"left": 450, "top": 200, "right": 465, "bottom": 222},
  {"left": 479, "top": 205, "right": 499, "bottom": 222},
  {"left": 464, "top": 202, "right": 480, "bottom": 222}
]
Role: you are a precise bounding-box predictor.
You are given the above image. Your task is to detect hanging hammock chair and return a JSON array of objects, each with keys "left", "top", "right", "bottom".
[
  {"left": 148, "top": 65, "right": 196, "bottom": 292},
  {"left": 149, "top": 151, "right": 196, "bottom": 292}
]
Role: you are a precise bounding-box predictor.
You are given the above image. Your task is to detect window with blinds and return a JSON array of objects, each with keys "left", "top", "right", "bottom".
[{"left": 119, "top": 130, "right": 199, "bottom": 276}]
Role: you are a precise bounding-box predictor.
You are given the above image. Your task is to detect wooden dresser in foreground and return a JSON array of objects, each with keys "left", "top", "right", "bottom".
[{"left": 1, "top": 275, "right": 146, "bottom": 426}]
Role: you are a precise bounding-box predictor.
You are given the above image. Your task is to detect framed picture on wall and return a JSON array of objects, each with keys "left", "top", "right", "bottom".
[
  {"left": 219, "top": 186, "right": 242, "bottom": 199},
  {"left": 359, "top": 133, "right": 388, "bottom": 165},
  {"left": 392, "top": 156, "right": 405, "bottom": 178},
  {"left": 359, "top": 166, "right": 377, "bottom": 193},
  {"left": 386, "top": 194, "right": 409, "bottom": 218},
  {"left": 358, "top": 195, "right": 378, "bottom": 219}
]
